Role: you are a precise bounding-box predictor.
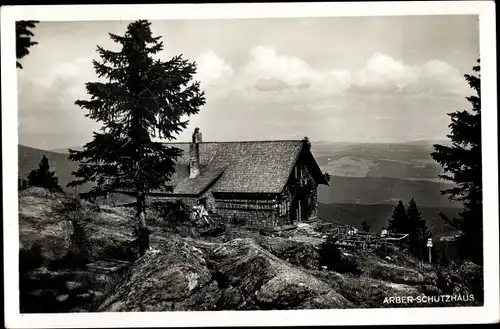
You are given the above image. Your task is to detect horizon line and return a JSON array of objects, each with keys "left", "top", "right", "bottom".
[{"left": 19, "top": 138, "right": 450, "bottom": 152}]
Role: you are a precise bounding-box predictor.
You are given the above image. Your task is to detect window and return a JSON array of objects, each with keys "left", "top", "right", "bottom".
[{"left": 278, "top": 199, "right": 288, "bottom": 216}]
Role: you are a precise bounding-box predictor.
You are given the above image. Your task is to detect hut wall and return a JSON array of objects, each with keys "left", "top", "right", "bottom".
[
  {"left": 214, "top": 197, "right": 280, "bottom": 227},
  {"left": 149, "top": 187, "right": 218, "bottom": 211},
  {"left": 277, "top": 159, "right": 320, "bottom": 224},
  {"left": 302, "top": 164, "right": 319, "bottom": 221}
]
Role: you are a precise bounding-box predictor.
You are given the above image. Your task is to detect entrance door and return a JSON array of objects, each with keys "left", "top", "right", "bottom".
[{"left": 300, "top": 198, "right": 309, "bottom": 222}]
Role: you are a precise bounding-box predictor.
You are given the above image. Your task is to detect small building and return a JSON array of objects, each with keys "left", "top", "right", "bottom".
[{"left": 142, "top": 129, "right": 329, "bottom": 228}]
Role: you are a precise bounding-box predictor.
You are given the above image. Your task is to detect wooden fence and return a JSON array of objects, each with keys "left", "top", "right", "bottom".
[{"left": 325, "top": 225, "right": 409, "bottom": 250}]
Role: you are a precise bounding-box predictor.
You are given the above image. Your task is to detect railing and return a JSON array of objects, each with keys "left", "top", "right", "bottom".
[{"left": 326, "top": 226, "right": 409, "bottom": 250}]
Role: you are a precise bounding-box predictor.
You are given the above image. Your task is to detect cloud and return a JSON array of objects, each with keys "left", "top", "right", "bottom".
[
  {"left": 418, "top": 60, "right": 471, "bottom": 95},
  {"left": 195, "top": 50, "right": 234, "bottom": 89},
  {"left": 17, "top": 42, "right": 472, "bottom": 150},
  {"left": 254, "top": 78, "right": 291, "bottom": 92},
  {"left": 191, "top": 48, "right": 469, "bottom": 102},
  {"left": 297, "top": 82, "right": 310, "bottom": 90},
  {"left": 243, "top": 46, "right": 351, "bottom": 94},
  {"left": 354, "top": 53, "right": 418, "bottom": 92},
  {"left": 349, "top": 53, "right": 470, "bottom": 96},
  {"left": 17, "top": 56, "right": 101, "bottom": 149}
]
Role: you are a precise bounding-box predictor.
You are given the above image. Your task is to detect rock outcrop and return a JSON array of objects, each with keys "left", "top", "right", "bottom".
[
  {"left": 19, "top": 187, "right": 138, "bottom": 266},
  {"left": 19, "top": 188, "right": 138, "bottom": 313},
  {"left": 98, "top": 238, "right": 353, "bottom": 311}
]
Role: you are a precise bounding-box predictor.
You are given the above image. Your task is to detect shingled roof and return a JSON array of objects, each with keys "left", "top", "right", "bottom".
[{"left": 153, "top": 140, "right": 327, "bottom": 196}]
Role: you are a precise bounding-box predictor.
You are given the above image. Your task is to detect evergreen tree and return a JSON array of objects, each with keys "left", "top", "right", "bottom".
[
  {"left": 68, "top": 20, "right": 205, "bottom": 255},
  {"left": 323, "top": 172, "right": 331, "bottom": 184},
  {"left": 302, "top": 136, "right": 311, "bottom": 150},
  {"left": 361, "top": 220, "right": 370, "bottom": 232},
  {"left": 388, "top": 200, "right": 408, "bottom": 233},
  {"left": 18, "top": 177, "right": 28, "bottom": 190},
  {"left": 431, "top": 59, "right": 482, "bottom": 265},
  {"left": 406, "top": 198, "right": 429, "bottom": 260},
  {"left": 27, "top": 155, "right": 63, "bottom": 192},
  {"left": 16, "top": 20, "right": 39, "bottom": 69}
]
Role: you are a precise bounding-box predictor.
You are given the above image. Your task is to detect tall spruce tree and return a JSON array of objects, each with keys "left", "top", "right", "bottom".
[
  {"left": 406, "top": 198, "right": 429, "bottom": 260},
  {"left": 28, "top": 155, "right": 63, "bottom": 192},
  {"left": 388, "top": 200, "right": 408, "bottom": 233},
  {"left": 68, "top": 20, "right": 206, "bottom": 255},
  {"left": 431, "top": 59, "right": 482, "bottom": 265},
  {"left": 16, "top": 20, "right": 39, "bottom": 69}
]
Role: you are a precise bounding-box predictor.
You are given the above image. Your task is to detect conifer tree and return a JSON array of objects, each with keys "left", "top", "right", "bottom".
[
  {"left": 16, "top": 20, "right": 39, "bottom": 69},
  {"left": 431, "top": 59, "right": 482, "bottom": 265},
  {"left": 361, "top": 220, "right": 370, "bottom": 232},
  {"left": 406, "top": 198, "right": 429, "bottom": 260},
  {"left": 323, "top": 172, "right": 331, "bottom": 184},
  {"left": 388, "top": 200, "right": 408, "bottom": 233},
  {"left": 28, "top": 155, "right": 63, "bottom": 192},
  {"left": 68, "top": 20, "right": 206, "bottom": 255},
  {"left": 302, "top": 136, "right": 311, "bottom": 150}
]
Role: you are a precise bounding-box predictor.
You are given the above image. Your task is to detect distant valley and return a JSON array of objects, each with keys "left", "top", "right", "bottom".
[
  {"left": 318, "top": 176, "right": 459, "bottom": 208},
  {"left": 20, "top": 140, "right": 460, "bottom": 210},
  {"left": 311, "top": 140, "right": 461, "bottom": 208},
  {"left": 312, "top": 140, "right": 448, "bottom": 181},
  {"left": 318, "top": 202, "right": 461, "bottom": 235}
]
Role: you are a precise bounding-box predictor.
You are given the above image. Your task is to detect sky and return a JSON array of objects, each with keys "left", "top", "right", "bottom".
[{"left": 17, "top": 15, "right": 479, "bottom": 150}]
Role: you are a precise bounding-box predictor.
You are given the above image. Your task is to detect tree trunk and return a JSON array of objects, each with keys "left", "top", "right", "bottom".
[{"left": 136, "top": 188, "right": 150, "bottom": 256}]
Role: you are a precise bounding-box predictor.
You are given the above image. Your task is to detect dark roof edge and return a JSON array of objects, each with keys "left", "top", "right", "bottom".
[
  {"left": 276, "top": 145, "right": 329, "bottom": 189},
  {"left": 306, "top": 151, "right": 329, "bottom": 185}
]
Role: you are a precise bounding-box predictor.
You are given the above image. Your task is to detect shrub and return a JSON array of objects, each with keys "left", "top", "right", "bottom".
[
  {"left": 231, "top": 212, "right": 243, "bottom": 225},
  {"left": 153, "top": 201, "right": 190, "bottom": 224},
  {"left": 318, "top": 234, "right": 361, "bottom": 275},
  {"left": 19, "top": 242, "right": 44, "bottom": 273},
  {"left": 374, "top": 244, "right": 398, "bottom": 259},
  {"left": 437, "top": 260, "right": 484, "bottom": 303},
  {"left": 18, "top": 178, "right": 29, "bottom": 191}
]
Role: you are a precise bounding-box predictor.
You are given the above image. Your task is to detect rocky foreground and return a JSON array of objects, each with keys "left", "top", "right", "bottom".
[{"left": 18, "top": 187, "right": 484, "bottom": 312}]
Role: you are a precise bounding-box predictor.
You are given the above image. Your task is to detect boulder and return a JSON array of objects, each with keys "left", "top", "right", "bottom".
[
  {"left": 98, "top": 237, "right": 352, "bottom": 311},
  {"left": 19, "top": 188, "right": 74, "bottom": 265},
  {"left": 19, "top": 188, "right": 138, "bottom": 265},
  {"left": 255, "top": 235, "right": 321, "bottom": 270},
  {"left": 209, "top": 238, "right": 352, "bottom": 310},
  {"left": 98, "top": 238, "right": 214, "bottom": 312}
]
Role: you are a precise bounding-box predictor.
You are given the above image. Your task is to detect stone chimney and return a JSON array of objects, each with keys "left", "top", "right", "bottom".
[{"left": 189, "top": 128, "right": 202, "bottom": 178}]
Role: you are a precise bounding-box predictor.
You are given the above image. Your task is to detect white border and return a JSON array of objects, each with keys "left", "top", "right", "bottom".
[{"left": 2, "top": 2, "right": 498, "bottom": 328}]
